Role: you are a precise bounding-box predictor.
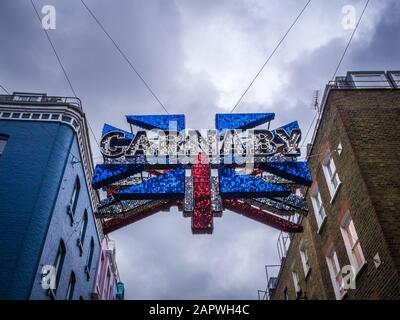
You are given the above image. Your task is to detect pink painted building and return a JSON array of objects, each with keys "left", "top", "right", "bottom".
[{"left": 92, "top": 236, "right": 124, "bottom": 300}]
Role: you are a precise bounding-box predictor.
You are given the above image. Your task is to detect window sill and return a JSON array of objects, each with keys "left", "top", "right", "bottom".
[
  {"left": 317, "top": 216, "right": 327, "bottom": 234},
  {"left": 329, "top": 182, "right": 342, "bottom": 204}
]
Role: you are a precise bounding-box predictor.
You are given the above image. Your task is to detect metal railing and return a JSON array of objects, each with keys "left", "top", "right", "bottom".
[
  {"left": 258, "top": 264, "right": 282, "bottom": 300},
  {"left": 310, "top": 73, "right": 400, "bottom": 158},
  {"left": 327, "top": 79, "right": 399, "bottom": 89},
  {"left": 0, "top": 92, "right": 82, "bottom": 110}
]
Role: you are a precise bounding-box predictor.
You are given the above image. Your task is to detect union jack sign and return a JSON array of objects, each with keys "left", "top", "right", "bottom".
[{"left": 92, "top": 113, "right": 312, "bottom": 234}]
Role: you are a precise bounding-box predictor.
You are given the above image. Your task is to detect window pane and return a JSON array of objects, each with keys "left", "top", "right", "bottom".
[
  {"left": 342, "top": 216, "right": 365, "bottom": 270},
  {"left": 348, "top": 221, "right": 359, "bottom": 242},
  {"left": 326, "top": 158, "right": 334, "bottom": 178},
  {"left": 329, "top": 156, "right": 336, "bottom": 171},
  {"left": 70, "top": 177, "right": 80, "bottom": 214},
  {"left": 66, "top": 273, "right": 75, "bottom": 300},
  {"left": 319, "top": 206, "right": 325, "bottom": 220},
  {"left": 0, "top": 139, "right": 7, "bottom": 155},
  {"left": 312, "top": 189, "right": 326, "bottom": 228},
  {"left": 314, "top": 194, "right": 321, "bottom": 207},
  {"left": 292, "top": 271, "right": 301, "bottom": 292},
  {"left": 80, "top": 211, "right": 88, "bottom": 244},
  {"left": 54, "top": 240, "right": 66, "bottom": 290},
  {"left": 332, "top": 175, "right": 338, "bottom": 189},
  {"left": 87, "top": 238, "right": 95, "bottom": 270},
  {"left": 300, "top": 249, "right": 310, "bottom": 275}
]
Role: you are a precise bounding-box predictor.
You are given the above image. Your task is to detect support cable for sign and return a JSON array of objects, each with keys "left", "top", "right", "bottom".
[
  {"left": 230, "top": 0, "right": 312, "bottom": 113},
  {"left": 302, "top": 0, "right": 370, "bottom": 157},
  {"left": 30, "top": 0, "right": 77, "bottom": 98},
  {"left": 0, "top": 83, "right": 10, "bottom": 95},
  {"left": 331, "top": 0, "right": 370, "bottom": 81},
  {"left": 79, "top": 0, "right": 169, "bottom": 115},
  {"left": 30, "top": 0, "right": 100, "bottom": 148},
  {"left": 300, "top": 111, "right": 318, "bottom": 150}
]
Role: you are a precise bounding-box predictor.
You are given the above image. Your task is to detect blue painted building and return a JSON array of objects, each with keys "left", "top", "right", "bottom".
[{"left": 0, "top": 92, "right": 108, "bottom": 299}]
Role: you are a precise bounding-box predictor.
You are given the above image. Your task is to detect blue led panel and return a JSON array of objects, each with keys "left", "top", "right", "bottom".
[
  {"left": 92, "top": 164, "right": 145, "bottom": 189},
  {"left": 102, "top": 123, "right": 134, "bottom": 139},
  {"left": 271, "top": 121, "right": 299, "bottom": 135},
  {"left": 126, "top": 115, "right": 185, "bottom": 132},
  {"left": 215, "top": 113, "right": 275, "bottom": 132},
  {"left": 271, "top": 121, "right": 299, "bottom": 143},
  {"left": 258, "top": 161, "right": 312, "bottom": 186},
  {"left": 219, "top": 166, "right": 290, "bottom": 198},
  {"left": 115, "top": 168, "right": 185, "bottom": 200}
]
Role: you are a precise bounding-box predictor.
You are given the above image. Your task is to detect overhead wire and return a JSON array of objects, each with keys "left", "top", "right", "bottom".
[
  {"left": 301, "top": 0, "right": 370, "bottom": 153},
  {"left": 331, "top": 0, "right": 371, "bottom": 81},
  {"left": 230, "top": 0, "right": 312, "bottom": 113},
  {"left": 30, "top": 0, "right": 101, "bottom": 147},
  {"left": 30, "top": 0, "right": 77, "bottom": 98},
  {"left": 79, "top": 0, "right": 169, "bottom": 115},
  {"left": 0, "top": 84, "right": 10, "bottom": 95}
]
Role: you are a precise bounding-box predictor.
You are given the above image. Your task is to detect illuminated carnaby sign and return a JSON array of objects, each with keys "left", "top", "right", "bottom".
[
  {"left": 100, "top": 116, "right": 301, "bottom": 165},
  {"left": 92, "top": 113, "right": 312, "bottom": 235}
]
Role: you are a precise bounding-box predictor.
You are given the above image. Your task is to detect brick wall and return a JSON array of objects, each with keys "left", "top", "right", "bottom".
[{"left": 271, "top": 89, "right": 400, "bottom": 300}]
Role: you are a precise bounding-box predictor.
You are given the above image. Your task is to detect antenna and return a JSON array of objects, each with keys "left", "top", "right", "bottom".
[{"left": 312, "top": 90, "right": 320, "bottom": 113}]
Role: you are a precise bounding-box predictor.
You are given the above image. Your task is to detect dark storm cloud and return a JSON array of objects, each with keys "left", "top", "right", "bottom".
[{"left": 1, "top": 0, "right": 399, "bottom": 299}]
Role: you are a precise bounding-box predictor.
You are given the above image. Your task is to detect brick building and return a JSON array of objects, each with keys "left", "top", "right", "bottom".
[{"left": 267, "top": 71, "right": 400, "bottom": 300}]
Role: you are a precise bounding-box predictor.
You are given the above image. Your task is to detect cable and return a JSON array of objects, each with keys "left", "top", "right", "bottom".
[
  {"left": 300, "top": 111, "right": 318, "bottom": 149},
  {"left": 30, "top": 0, "right": 102, "bottom": 148},
  {"left": 79, "top": 0, "right": 169, "bottom": 115},
  {"left": 30, "top": 0, "right": 77, "bottom": 98},
  {"left": 297, "top": 148, "right": 338, "bottom": 161},
  {"left": 88, "top": 122, "right": 100, "bottom": 147},
  {"left": 331, "top": 0, "right": 370, "bottom": 81},
  {"left": 230, "top": 0, "right": 312, "bottom": 113},
  {"left": 303, "top": 0, "right": 370, "bottom": 158},
  {"left": 0, "top": 84, "right": 10, "bottom": 95}
]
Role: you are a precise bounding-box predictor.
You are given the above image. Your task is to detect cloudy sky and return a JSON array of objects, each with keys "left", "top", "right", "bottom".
[{"left": 1, "top": 0, "right": 399, "bottom": 299}]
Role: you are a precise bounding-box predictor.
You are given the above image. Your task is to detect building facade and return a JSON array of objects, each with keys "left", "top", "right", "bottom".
[
  {"left": 267, "top": 71, "right": 400, "bottom": 300},
  {"left": 93, "top": 236, "right": 124, "bottom": 300},
  {"left": 0, "top": 92, "right": 121, "bottom": 300}
]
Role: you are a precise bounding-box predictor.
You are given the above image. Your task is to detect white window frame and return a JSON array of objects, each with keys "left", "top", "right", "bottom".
[
  {"left": 340, "top": 212, "right": 366, "bottom": 275},
  {"left": 300, "top": 246, "right": 311, "bottom": 278},
  {"left": 291, "top": 270, "right": 301, "bottom": 294},
  {"left": 311, "top": 186, "right": 326, "bottom": 232},
  {"left": 322, "top": 153, "right": 341, "bottom": 201},
  {"left": 325, "top": 245, "right": 346, "bottom": 300}
]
